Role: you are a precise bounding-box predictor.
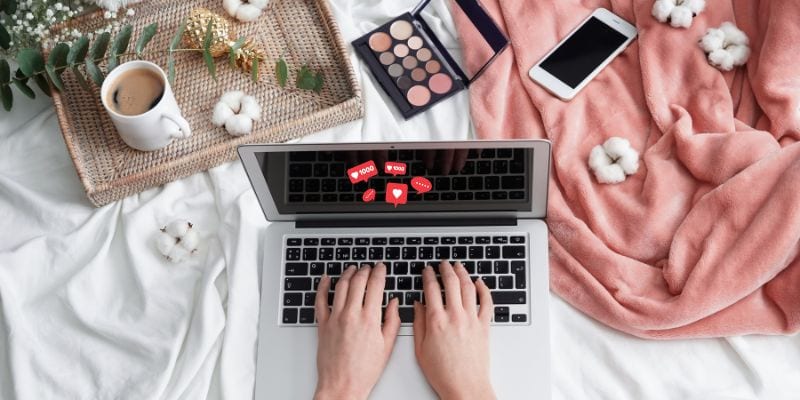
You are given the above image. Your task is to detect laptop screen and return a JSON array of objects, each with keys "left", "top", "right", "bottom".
[{"left": 253, "top": 146, "right": 534, "bottom": 214}]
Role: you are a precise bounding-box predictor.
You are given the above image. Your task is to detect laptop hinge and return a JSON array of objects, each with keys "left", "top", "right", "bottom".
[{"left": 295, "top": 217, "right": 517, "bottom": 229}]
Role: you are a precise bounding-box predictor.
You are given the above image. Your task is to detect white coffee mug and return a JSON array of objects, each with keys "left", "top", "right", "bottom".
[{"left": 100, "top": 60, "right": 191, "bottom": 151}]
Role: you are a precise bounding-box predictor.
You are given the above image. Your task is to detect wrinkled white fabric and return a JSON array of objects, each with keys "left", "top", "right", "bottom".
[{"left": 0, "top": 1, "right": 798, "bottom": 399}]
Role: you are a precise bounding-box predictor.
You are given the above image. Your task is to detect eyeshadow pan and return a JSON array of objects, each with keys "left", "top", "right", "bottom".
[
  {"left": 379, "top": 52, "right": 395, "bottom": 65},
  {"left": 416, "top": 48, "right": 432, "bottom": 62},
  {"left": 411, "top": 68, "right": 427, "bottom": 82},
  {"left": 407, "top": 85, "right": 431, "bottom": 106},
  {"left": 390, "top": 20, "right": 413, "bottom": 40},
  {"left": 396, "top": 76, "right": 412, "bottom": 90},
  {"left": 394, "top": 44, "right": 409, "bottom": 57},
  {"left": 425, "top": 60, "right": 441, "bottom": 74},
  {"left": 402, "top": 56, "right": 418, "bottom": 70},
  {"left": 408, "top": 36, "right": 423, "bottom": 50},
  {"left": 368, "top": 32, "right": 392, "bottom": 52},
  {"left": 429, "top": 73, "right": 453, "bottom": 94},
  {"left": 387, "top": 63, "right": 403, "bottom": 77}
]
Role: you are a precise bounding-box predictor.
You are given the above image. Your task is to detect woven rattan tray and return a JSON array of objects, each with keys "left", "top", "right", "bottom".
[{"left": 52, "top": 0, "right": 362, "bottom": 206}]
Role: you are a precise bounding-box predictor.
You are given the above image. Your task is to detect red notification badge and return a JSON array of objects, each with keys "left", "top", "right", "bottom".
[
  {"left": 384, "top": 161, "right": 407, "bottom": 176},
  {"left": 411, "top": 176, "right": 433, "bottom": 194},
  {"left": 362, "top": 188, "right": 376, "bottom": 202},
  {"left": 385, "top": 182, "right": 408, "bottom": 208},
  {"left": 347, "top": 160, "right": 378, "bottom": 184}
]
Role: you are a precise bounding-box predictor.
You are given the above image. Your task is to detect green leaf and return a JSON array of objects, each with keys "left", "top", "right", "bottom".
[
  {"left": 90, "top": 32, "right": 111, "bottom": 61},
  {"left": 313, "top": 71, "right": 324, "bottom": 93},
  {"left": 33, "top": 74, "right": 51, "bottom": 96},
  {"left": 67, "top": 37, "right": 90, "bottom": 65},
  {"left": 229, "top": 36, "right": 246, "bottom": 67},
  {"left": 203, "top": 50, "right": 216, "bottom": 81},
  {"left": 0, "top": 59, "right": 9, "bottom": 83},
  {"left": 45, "top": 64, "right": 64, "bottom": 91},
  {"left": 13, "top": 70, "right": 35, "bottom": 99},
  {"left": 251, "top": 56, "right": 259, "bottom": 83},
  {"left": 0, "top": 23, "right": 10, "bottom": 50},
  {"left": 136, "top": 22, "right": 158, "bottom": 56},
  {"left": 167, "top": 54, "right": 176, "bottom": 86},
  {"left": 72, "top": 65, "right": 92, "bottom": 91},
  {"left": 85, "top": 58, "right": 104, "bottom": 85},
  {"left": 202, "top": 19, "right": 214, "bottom": 53},
  {"left": 170, "top": 21, "right": 186, "bottom": 51},
  {"left": 296, "top": 64, "right": 319, "bottom": 91},
  {"left": 48, "top": 43, "right": 70, "bottom": 70},
  {"left": 275, "top": 57, "right": 287, "bottom": 87},
  {"left": 17, "top": 48, "right": 45, "bottom": 77},
  {"left": 108, "top": 24, "right": 133, "bottom": 71},
  {"left": 2, "top": 0, "right": 17, "bottom": 14},
  {"left": 1, "top": 84, "right": 12, "bottom": 111}
]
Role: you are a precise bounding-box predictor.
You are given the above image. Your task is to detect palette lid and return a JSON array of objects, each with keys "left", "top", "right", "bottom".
[{"left": 412, "top": 0, "right": 508, "bottom": 85}]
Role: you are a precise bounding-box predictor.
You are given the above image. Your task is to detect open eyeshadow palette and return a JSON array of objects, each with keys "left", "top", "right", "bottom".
[{"left": 352, "top": 0, "right": 508, "bottom": 119}]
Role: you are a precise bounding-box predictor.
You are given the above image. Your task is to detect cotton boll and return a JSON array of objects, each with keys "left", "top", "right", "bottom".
[
  {"left": 669, "top": 6, "right": 694, "bottom": 28},
  {"left": 699, "top": 28, "right": 725, "bottom": 52},
  {"left": 708, "top": 48, "right": 735, "bottom": 71},
  {"left": 594, "top": 164, "right": 627, "bottom": 184},
  {"left": 179, "top": 229, "right": 200, "bottom": 252},
  {"left": 588, "top": 145, "right": 612, "bottom": 170},
  {"left": 651, "top": 0, "right": 675, "bottom": 22},
  {"left": 719, "top": 22, "right": 748, "bottom": 46},
  {"left": 167, "top": 245, "right": 190, "bottom": 263},
  {"left": 220, "top": 91, "right": 245, "bottom": 112},
  {"left": 156, "top": 231, "right": 177, "bottom": 255},
  {"left": 222, "top": 0, "right": 241, "bottom": 16},
  {"left": 248, "top": 0, "right": 270, "bottom": 8},
  {"left": 618, "top": 153, "right": 640, "bottom": 175},
  {"left": 236, "top": 4, "right": 263, "bottom": 22},
  {"left": 727, "top": 44, "right": 750, "bottom": 66},
  {"left": 165, "top": 219, "right": 191, "bottom": 238},
  {"left": 225, "top": 114, "right": 254, "bottom": 136},
  {"left": 683, "top": 0, "right": 705, "bottom": 14},
  {"left": 240, "top": 95, "right": 262, "bottom": 121},
  {"left": 212, "top": 101, "right": 235, "bottom": 127},
  {"left": 602, "top": 137, "right": 632, "bottom": 160}
]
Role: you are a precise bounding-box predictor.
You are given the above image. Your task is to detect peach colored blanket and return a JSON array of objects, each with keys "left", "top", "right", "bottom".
[{"left": 455, "top": 0, "right": 800, "bottom": 338}]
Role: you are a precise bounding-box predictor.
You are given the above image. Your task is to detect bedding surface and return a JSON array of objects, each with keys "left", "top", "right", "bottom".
[{"left": 0, "top": 0, "right": 798, "bottom": 399}]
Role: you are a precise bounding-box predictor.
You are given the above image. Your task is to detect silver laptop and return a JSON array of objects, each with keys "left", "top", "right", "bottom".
[{"left": 238, "top": 140, "right": 552, "bottom": 399}]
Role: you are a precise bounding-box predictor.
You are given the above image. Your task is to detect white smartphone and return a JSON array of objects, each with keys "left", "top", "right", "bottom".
[{"left": 528, "top": 8, "right": 637, "bottom": 101}]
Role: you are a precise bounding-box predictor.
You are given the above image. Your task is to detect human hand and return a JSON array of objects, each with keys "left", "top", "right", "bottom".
[
  {"left": 314, "top": 263, "right": 401, "bottom": 400},
  {"left": 413, "top": 261, "right": 496, "bottom": 400}
]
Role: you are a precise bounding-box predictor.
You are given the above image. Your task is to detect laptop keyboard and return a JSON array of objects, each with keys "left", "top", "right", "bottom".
[
  {"left": 286, "top": 149, "right": 527, "bottom": 203},
  {"left": 280, "top": 233, "right": 529, "bottom": 326}
]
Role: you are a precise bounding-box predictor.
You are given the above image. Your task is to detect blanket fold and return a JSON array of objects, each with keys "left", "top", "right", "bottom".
[{"left": 454, "top": 0, "right": 800, "bottom": 338}]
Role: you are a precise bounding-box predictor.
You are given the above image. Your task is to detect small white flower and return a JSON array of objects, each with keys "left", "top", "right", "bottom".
[
  {"left": 104, "top": 10, "right": 111, "bottom": 18},
  {"left": 25, "top": 12, "right": 34, "bottom": 20},
  {"left": 212, "top": 91, "right": 262, "bottom": 136},
  {"left": 223, "top": 0, "right": 270, "bottom": 22},
  {"left": 67, "top": 10, "right": 75, "bottom": 17},
  {"left": 588, "top": 137, "right": 640, "bottom": 184},
  {"left": 55, "top": 2, "right": 63, "bottom": 10},
  {"left": 156, "top": 220, "right": 201, "bottom": 264},
  {"left": 651, "top": 0, "right": 705, "bottom": 28},
  {"left": 126, "top": 8, "right": 134, "bottom": 16},
  {"left": 699, "top": 22, "right": 750, "bottom": 71},
  {"left": 46, "top": 9, "right": 54, "bottom": 18}
]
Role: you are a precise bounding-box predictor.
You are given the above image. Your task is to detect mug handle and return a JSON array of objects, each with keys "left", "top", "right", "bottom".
[{"left": 162, "top": 114, "right": 192, "bottom": 139}]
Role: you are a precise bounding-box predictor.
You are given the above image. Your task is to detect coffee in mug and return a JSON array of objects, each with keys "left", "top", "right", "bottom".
[
  {"left": 100, "top": 60, "right": 191, "bottom": 151},
  {"left": 105, "top": 68, "right": 165, "bottom": 116}
]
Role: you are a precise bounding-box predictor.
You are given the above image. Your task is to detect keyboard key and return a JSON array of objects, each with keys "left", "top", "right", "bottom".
[
  {"left": 321, "top": 238, "right": 336, "bottom": 246},
  {"left": 424, "top": 237, "right": 439, "bottom": 245},
  {"left": 494, "top": 313, "right": 510, "bottom": 323},
  {"left": 452, "top": 246, "right": 467, "bottom": 259},
  {"left": 468, "top": 177, "right": 483, "bottom": 190},
  {"left": 468, "top": 246, "right": 484, "bottom": 259},
  {"left": 407, "top": 237, "right": 422, "bottom": 245},
  {"left": 477, "top": 261, "right": 492, "bottom": 274},
  {"left": 299, "top": 308, "right": 315, "bottom": 324},
  {"left": 355, "top": 238, "right": 370, "bottom": 245},
  {"left": 287, "top": 238, "right": 301, "bottom": 246},
  {"left": 289, "top": 179, "right": 303, "bottom": 193},
  {"left": 369, "top": 247, "right": 383, "bottom": 260},
  {"left": 502, "top": 246, "right": 526, "bottom": 259},
  {"left": 283, "top": 308, "right": 298, "bottom": 324},
  {"left": 510, "top": 191, "right": 525, "bottom": 199},
  {"left": 289, "top": 164, "right": 312, "bottom": 177},
  {"left": 512, "top": 314, "right": 527, "bottom": 323},
  {"left": 402, "top": 247, "right": 417, "bottom": 260},
  {"left": 410, "top": 262, "right": 425, "bottom": 274},
  {"left": 502, "top": 176, "right": 525, "bottom": 190},
  {"left": 498, "top": 148, "right": 513, "bottom": 158},
  {"left": 458, "top": 192, "right": 474, "bottom": 200},
  {"left": 463, "top": 261, "right": 476, "bottom": 274},
  {"left": 511, "top": 261, "right": 526, "bottom": 289},
  {"left": 493, "top": 160, "right": 508, "bottom": 174},
  {"left": 286, "top": 248, "right": 301, "bottom": 261},
  {"left": 393, "top": 262, "right": 409, "bottom": 275},
  {"left": 452, "top": 177, "right": 467, "bottom": 190},
  {"left": 319, "top": 248, "right": 334, "bottom": 260},
  {"left": 284, "top": 293, "right": 302, "bottom": 306},
  {"left": 405, "top": 292, "right": 422, "bottom": 305},
  {"left": 441, "top": 192, "right": 457, "bottom": 201},
  {"left": 385, "top": 277, "right": 396, "bottom": 290},
  {"left": 441, "top": 237, "right": 456, "bottom": 245},
  {"left": 481, "top": 276, "right": 496, "bottom": 289},
  {"left": 321, "top": 179, "right": 337, "bottom": 193},
  {"left": 313, "top": 277, "right": 321, "bottom": 290},
  {"left": 413, "top": 276, "right": 423, "bottom": 290},
  {"left": 491, "top": 291, "right": 527, "bottom": 304},
  {"left": 353, "top": 247, "right": 367, "bottom": 260},
  {"left": 511, "top": 236, "right": 525, "bottom": 243},
  {"left": 486, "top": 246, "right": 500, "bottom": 259},
  {"left": 485, "top": 176, "right": 500, "bottom": 190},
  {"left": 492, "top": 191, "right": 508, "bottom": 200},
  {"left": 335, "top": 248, "right": 350, "bottom": 260},
  {"left": 283, "top": 277, "right": 310, "bottom": 290},
  {"left": 399, "top": 307, "right": 415, "bottom": 323},
  {"left": 419, "top": 247, "right": 434, "bottom": 260},
  {"left": 477, "top": 161, "right": 491, "bottom": 174},
  {"left": 480, "top": 149, "right": 495, "bottom": 158},
  {"left": 304, "top": 292, "right": 316, "bottom": 306},
  {"left": 304, "top": 238, "right": 319, "bottom": 246},
  {"left": 327, "top": 262, "right": 342, "bottom": 275},
  {"left": 337, "top": 238, "right": 353, "bottom": 246},
  {"left": 285, "top": 263, "right": 308, "bottom": 276},
  {"left": 476, "top": 236, "right": 491, "bottom": 244},
  {"left": 499, "top": 275, "right": 514, "bottom": 289},
  {"left": 313, "top": 164, "right": 328, "bottom": 177},
  {"left": 458, "top": 236, "right": 474, "bottom": 244},
  {"left": 397, "top": 277, "right": 412, "bottom": 290},
  {"left": 435, "top": 177, "right": 450, "bottom": 191},
  {"left": 476, "top": 192, "right": 491, "bottom": 200},
  {"left": 435, "top": 246, "right": 450, "bottom": 259},
  {"left": 494, "top": 261, "right": 509, "bottom": 274},
  {"left": 390, "top": 237, "right": 405, "bottom": 245},
  {"left": 302, "top": 248, "right": 317, "bottom": 260},
  {"left": 388, "top": 292, "right": 403, "bottom": 305},
  {"left": 310, "top": 262, "right": 325, "bottom": 275},
  {"left": 305, "top": 194, "right": 321, "bottom": 202},
  {"left": 386, "top": 247, "right": 401, "bottom": 260},
  {"left": 492, "top": 236, "right": 508, "bottom": 244},
  {"left": 372, "top": 237, "right": 388, "bottom": 245}
]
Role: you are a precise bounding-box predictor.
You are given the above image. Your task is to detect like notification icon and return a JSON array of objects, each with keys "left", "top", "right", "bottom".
[
  {"left": 384, "top": 161, "right": 407, "bottom": 176},
  {"left": 347, "top": 160, "right": 378, "bottom": 184},
  {"left": 385, "top": 182, "right": 408, "bottom": 208}
]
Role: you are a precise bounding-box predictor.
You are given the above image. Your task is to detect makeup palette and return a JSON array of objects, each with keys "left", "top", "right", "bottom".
[{"left": 352, "top": 0, "right": 508, "bottom": 119}]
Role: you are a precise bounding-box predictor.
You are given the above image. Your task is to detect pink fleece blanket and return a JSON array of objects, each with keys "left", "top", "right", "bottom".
[{"left": 454, "top": 0, "right": 800, "bottom": 338}]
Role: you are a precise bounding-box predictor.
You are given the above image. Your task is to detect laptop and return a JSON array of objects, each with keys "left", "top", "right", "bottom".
[{"left": 238, "top": 140, "right": 552, "bottom": 399}]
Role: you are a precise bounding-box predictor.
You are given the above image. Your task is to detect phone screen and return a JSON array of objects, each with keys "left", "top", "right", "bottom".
[{"left": 539, "top": 17, "right": 628, "bottom": 88}]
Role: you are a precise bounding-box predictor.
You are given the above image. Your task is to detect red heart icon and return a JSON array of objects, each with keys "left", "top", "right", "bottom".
[
  {"left": 362, "top": 188, "right": 376, "bottom": 202},
  {"left": 385, "top": 182, "right": 408, "bottom": 208}
]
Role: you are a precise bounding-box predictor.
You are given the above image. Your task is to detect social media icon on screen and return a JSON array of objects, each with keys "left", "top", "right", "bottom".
[
  {"left": 362, "top": 188, "right": 376, "bottom": 202},
  {"left": 385, "top": 182, "right": 408, "bottom": 208},
  {"left": 347, "top": 160, "right": 378, "bottom": 184},
  {"left": 411, "top": 176, "right": 432, "bottom": 194},
  {"left": 384, "top": 161, "right": 407, "bottom": 176}
]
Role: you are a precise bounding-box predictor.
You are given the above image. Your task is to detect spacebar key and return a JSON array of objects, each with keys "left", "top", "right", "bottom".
[{"left": 491, "top": 291, "right": 527, "bottom": 304}]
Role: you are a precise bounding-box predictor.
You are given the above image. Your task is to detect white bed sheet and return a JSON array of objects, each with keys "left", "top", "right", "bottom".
[{"left": 1, "top": 0, "right": 799, "bottom": 399}]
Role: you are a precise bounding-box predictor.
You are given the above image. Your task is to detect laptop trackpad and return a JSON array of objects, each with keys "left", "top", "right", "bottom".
[{"left": 371, "top": 335, "right": 437, "bottom": 399}]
